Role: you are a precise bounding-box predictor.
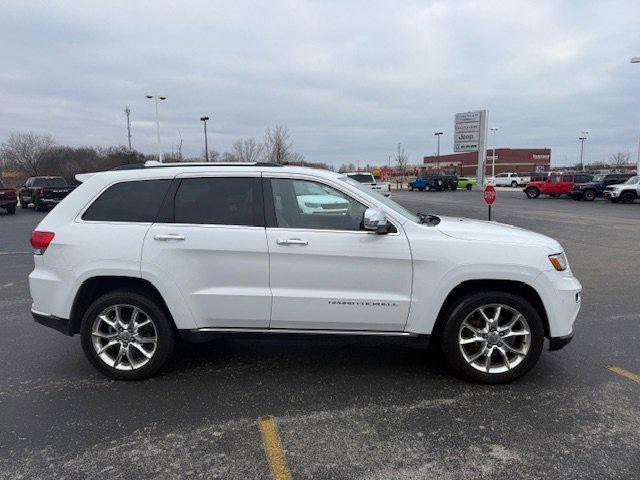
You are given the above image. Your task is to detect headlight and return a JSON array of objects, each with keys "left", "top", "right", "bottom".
[{"left": 549, "top": 253, "right": 568, "bottom": 271}]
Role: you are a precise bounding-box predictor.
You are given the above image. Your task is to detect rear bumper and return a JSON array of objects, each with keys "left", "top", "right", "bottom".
[
  {"left": 0, "top": 199, "right": 17, "bottom": 207},
  {"left": 32, "top": 309, "right": 74, "bottom": 336}
]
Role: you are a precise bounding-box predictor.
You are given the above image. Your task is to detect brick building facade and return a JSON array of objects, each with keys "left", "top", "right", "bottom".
[{"left": 423, "top": 148, "right": 551, "bottom": 176}]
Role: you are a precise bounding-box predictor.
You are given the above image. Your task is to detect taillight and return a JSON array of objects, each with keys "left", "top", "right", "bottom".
[
  {"left": 39, "top": 187, "right": 45, "bottom": 196},
  {"left": 31, "top": 231, "right": 55, "bottom": 254}
]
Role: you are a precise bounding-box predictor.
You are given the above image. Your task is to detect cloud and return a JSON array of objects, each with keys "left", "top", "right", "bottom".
[{"left": 0, "top": 0, "right": 639, "bottom": 166}]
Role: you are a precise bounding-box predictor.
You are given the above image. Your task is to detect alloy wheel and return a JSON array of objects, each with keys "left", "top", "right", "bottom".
[
  {"left": 91, "top": 304, "right": 158, "bottom": 370},
  {"left": 458, "top": 304, "right": 531, "bottom": 374}
]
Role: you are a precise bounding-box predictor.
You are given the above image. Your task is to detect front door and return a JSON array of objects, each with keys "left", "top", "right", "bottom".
[
  {"left": 263, "top": 176, "right": 413, "bottom": 331},
  {"left": 142, "top": 174, "right": 271, "bottom": 329}
]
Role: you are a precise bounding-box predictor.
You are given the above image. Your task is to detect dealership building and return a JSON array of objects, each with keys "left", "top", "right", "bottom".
[{"left": 422, "top": 148, "right": 551, "bottom": 176}]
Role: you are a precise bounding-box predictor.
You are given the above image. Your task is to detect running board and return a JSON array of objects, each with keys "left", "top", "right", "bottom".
[{"left": 180, "top": 327, "right": 424, "bottom": 344}]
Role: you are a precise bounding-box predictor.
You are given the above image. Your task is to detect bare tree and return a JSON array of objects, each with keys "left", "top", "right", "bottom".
[
  {"left": 394, "top": 143, "right": 409, "bottom": 187},
  {"left": 231, "top": 137, "right": 263, "bottom": 163},
  {"left": 263, "top": 125, "right": 292, "bottom": 164},
  {"left": 609, "top": 151, "right": 630, "bottom": 170},
  {"left": 1, "top": 132, "right": 56, "bottom": 176},
  {"left": 176, "top": 131, "right": 184, "bottom": 161}
]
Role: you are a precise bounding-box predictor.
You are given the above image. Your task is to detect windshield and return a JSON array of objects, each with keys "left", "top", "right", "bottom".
[
  {"left": 339, "top": 177, "right": 419, "bottom": 223},
  {"left": 624, "top": 175, "right": 639, "bottom": 184},
  {"left": 591, "top": 174, "right": 605, "bottom": 182}
]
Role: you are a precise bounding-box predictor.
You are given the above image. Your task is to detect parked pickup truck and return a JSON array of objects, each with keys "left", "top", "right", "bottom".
[
  {"left": 346, "top": 172, "right": 391, "bottom": 196},
  {"left": 524, "top": 173, "right": 593, "bottom": 199},
  {"left": 0, "top": 180, "right": 17, "bottom": 214},
  {"left": 603, "top": 175, "right": 640, "bottom": 204},
  {"left": 18, "top": 176, "right": 76, "bottom": 211},
  {"left": 487, "top": 172, "right": 527, "bottom": 188},
  {"left": 570, "top": 173, "right": 634, "bottom": 201}
]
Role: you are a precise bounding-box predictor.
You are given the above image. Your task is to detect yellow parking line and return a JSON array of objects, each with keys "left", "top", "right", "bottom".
[
  {"left": 259, "top": 416, "right": 293, "bottom": 480},
  {"left": 607, "top": 366, "right": 640, "bottom": 384}
]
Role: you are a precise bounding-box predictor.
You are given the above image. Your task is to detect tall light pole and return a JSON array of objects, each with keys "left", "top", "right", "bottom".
[
  {"left": 579, "top": 131, "right": 588, "bottom": 171},
  {"left": 200, "top": 116, "right": 210, "bottom": 162},
  {"left": 124, "top": 106, "right": 132, "bottom": 151},
  {"left": 632, "top": 57, "right": 640, "bottom": 173},
  {"left": 434, "top": 132, "right": 443, "bottom": 173},
  {"left": 145, "top": 94, "right": 167, "bottom": 162},
  {"left": 490, "top": 127, "right": 499, "bottom": 177}
]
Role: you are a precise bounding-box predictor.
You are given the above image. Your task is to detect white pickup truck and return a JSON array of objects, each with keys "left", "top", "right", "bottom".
[
  {"left": 488, "top": 172, "right": 527, "bottom": 188},
  {"left": 346, "top": 172, "right": 391, "bottom": 196}
]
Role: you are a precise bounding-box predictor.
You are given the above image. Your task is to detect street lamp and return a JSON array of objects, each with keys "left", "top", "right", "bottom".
[
  {"left": 145, "top": 94, "right": 167, "bottom": 162},
  {"left": 434, "top": 132, "right": 443, "bottom": 173},
  {"left": 632, "top": 57, "right": 640, "bottom": 173},
  {"left": 200, "top": 116, "right": 210, "bottom": 162},
  {"left": 579, "top": 131, "right": 588, "bottom": 171},
  {"left": 490, "top": 127, "right": 499, "bottom": 178}
]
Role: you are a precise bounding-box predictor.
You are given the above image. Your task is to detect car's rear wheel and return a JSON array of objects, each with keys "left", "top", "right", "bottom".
[
  {"left": 426, "top": 185, "right": 432, "bottom": 192},
  {"left": 582, "top": 190, "right": 596, "bottom": 201},
  {"left": 466, "top": 184, "right": 472, "bottom": 190},
  {"left": 511, "top": 181, "right": 518, "bottom": 188},
  {"left": 409, "top": 185, "right": 414, "bottom": 191},
  {"left": 20, "top": 197, "right": 28, "bottom": 208},
  {"left": 525, "top": 187, "right": 540, "bottom": 198},
  {"left": 440, "top": 291, "right": 544, "bottom": 383},
  {"left": 80, "top": 290, "right": 176, "bottom": 380},
  {"left": 620, "top": 191, "right": 636, "bottom": 204}
]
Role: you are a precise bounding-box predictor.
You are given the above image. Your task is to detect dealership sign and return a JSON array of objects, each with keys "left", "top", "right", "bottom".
[{"left": 454, "top": 109, "right": 488, "bottom": 183}]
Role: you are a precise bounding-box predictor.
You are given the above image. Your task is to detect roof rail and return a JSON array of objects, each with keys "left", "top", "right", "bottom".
[{"left": 112, "top": 161, "right": 283, "bottom": 171}]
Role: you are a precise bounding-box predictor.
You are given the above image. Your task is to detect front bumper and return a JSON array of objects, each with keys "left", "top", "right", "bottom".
[
  {"left": 533, "top": 270, "right": 581, "bottom": 338},
  {"left": 603, "top": 190, "right": 619, "bottom": 198},
  {"left": 32, "top": 309, "right": 74, "bottom": 336},
  {"left": 549, "top": 332, "right": 573, "bottom": 351}
]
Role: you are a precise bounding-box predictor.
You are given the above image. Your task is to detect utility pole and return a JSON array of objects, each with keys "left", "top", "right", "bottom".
[
  {"left": 632, "top": 57, "right": 640, "bottom": 173},
  {"left": 200, "top": 116, "right": 210, "bottom": 162},
  {"left": 434, "top": 132, "right": 443, "bottom": 174},
  {"left": 124, "top": 106, "right": 132, "bottom": 151},
  {"left": 145, "top": 94, "right": 167, "bottom": 162},
  {"left": 490, "top": 127, "right": 499, "bottom": 177}
]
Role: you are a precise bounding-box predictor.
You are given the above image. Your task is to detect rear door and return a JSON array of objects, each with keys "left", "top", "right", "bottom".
[
  {"left": 263, "top": 174, "right": 413, "bottom": 331},
  {"left": 142, "top": 173, "right": 271, "bottom": 329}
]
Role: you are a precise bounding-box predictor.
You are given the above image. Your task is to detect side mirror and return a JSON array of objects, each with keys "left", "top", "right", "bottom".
[{"left": 363, "top": 208, "right": 390, "bottom": 234}]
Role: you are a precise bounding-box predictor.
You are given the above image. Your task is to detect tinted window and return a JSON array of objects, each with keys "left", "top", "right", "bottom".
[
  {"left": 562, "top": 175, "right": 574, "bottom": 182},
  {"left": 574, "top": 175, "right": 591, "bottom": 183},
  {"left": 83, "top": 180, "right": 171, "bottom": 222},
  {"left": 270, "top": 178, "right": 366, "bottom": 231},
  {"left": 174, "top": 177, "right": 256, "bottom": 225},
  {"left": 348, "top": 174, "right": 374, "bottom": 183},
  {"left": 33, "top": 177, "right": 68, "bottom": 187}
]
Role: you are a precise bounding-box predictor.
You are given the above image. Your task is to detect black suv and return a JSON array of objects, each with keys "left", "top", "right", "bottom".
[{"left": 570, "top": 173, "right": 634, "bottom": 201}]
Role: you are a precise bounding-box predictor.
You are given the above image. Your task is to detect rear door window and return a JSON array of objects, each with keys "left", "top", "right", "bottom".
[
  {"left": 83, "top": 179, "right": 172, "bottom": 222},
  {"left": 173, "top": 177, "right": 258, "bottom": 226}
]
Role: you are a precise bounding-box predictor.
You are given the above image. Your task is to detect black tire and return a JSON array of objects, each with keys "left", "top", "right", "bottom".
[
  {"left": 582, "top": 189, "right": 596, "bottom": 202},
  {"left": 6, "top": 206, "right": 16, "bottom": 214},
  {"left": 80, "top": 290, "right": 176, "bottom": 380},
  {"left": 511, "top": 181, "right": 518, "bottom": 188},
  {"left": 409, "top": 185, "right": 414, "bottom": 191},
  {"left": 34, "top": 199, "right": 43, "bottom": 212},
  {"left": 620, "top": 191, "right": 636, "bottom": 204},
  {"left": 439, "top": 290, "right": 544, "bottom": 384},
  {"left": 426, "top": 185, "right": 432, "bottom": 192},
  {"left": 525, "top": 187, "right": 540, "bottom": 199},
  {"left": 466, "top": 184, "right": 472, "bottom": 190},
  {"left": 20, "top": 197, "right": 28, "bottom": 208}
]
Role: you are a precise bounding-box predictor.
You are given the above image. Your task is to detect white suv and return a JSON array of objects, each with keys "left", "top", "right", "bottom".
[{"left": 29, "top": 162, "right": 581, "bottom": 383}]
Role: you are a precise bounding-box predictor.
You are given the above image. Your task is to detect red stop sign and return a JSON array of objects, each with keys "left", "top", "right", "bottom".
[{"left": 483, "top": 185, "right": 496, "bottom": 205}]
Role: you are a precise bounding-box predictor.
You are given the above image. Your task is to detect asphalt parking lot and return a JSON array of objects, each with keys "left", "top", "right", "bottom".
[{"left": 1, "top": 190, "right": 639, "bottom": 480}]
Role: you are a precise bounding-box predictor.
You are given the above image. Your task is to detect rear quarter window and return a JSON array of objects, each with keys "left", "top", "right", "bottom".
[{"left": 82, "top": 179, "right": 172, "bottom": 222}]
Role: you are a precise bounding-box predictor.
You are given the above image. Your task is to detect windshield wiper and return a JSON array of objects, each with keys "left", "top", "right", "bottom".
[{"left": 417, "top": 212, "right": 441, "bottom": 225}]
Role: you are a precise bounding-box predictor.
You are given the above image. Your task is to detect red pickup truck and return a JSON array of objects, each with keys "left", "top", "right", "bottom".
[
  {"left": 524, "top": 173, "right": 593, "bottom": 199},
  {"left": 0, "top": 179, "right": 17, "bottom": 214}
]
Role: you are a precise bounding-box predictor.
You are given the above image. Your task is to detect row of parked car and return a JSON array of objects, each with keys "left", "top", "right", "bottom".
[
  {"left": 0, "top": 176, "right": 76, "bottom": 214},
  {"left": 524, "top": 172, "right": 639, "bottom": 204},
  {"left": 408, "top": 174, "right": 477, "bottom": 191}
]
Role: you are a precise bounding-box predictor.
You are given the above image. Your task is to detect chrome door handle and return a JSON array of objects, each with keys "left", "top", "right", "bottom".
[
  {"left": 276, "top": 238, "right": 308, "bottom": 246},
  {"left": 154, "top": 233, "right": 185, "bottom": 241}
]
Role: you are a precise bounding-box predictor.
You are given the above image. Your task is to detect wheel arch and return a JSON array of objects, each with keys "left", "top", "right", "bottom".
[
  {"left": 431, "top": 279, "right": 550, "bottom": 341},
  {"left": 69, "top": 276, "right": 176, "bottom": 335}
]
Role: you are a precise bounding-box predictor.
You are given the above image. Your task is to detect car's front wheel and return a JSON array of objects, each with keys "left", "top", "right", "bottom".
[
  {"left": 80, "top": 290, "right": 176, "bottom": 380},
  {"left": 466, "top": 184, "right": 472, "bottom": 190},
  {"left": 583, "top": 190, "right": 596, "bottom": 201},
  {"left": 620, "top": 191, "right": 636, "bottom": 204},
  {"left": 409, "top": 185, "right": 414, "bottom": 191},
  {"left": 511, "top": 181, "right": 518, "bottom": 188},
  {"left": 440, "top": 291, "right": 544, "bottom": 383}
]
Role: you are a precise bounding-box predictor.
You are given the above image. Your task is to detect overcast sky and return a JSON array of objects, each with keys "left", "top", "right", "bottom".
[{"left": 1, "top": 0, "right": 639, "bottom": 167}]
